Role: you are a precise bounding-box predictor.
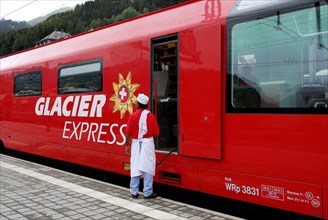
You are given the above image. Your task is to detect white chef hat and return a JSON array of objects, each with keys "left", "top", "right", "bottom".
[{"left": 137, "top": 94, "right": 149, "bottom": 105}]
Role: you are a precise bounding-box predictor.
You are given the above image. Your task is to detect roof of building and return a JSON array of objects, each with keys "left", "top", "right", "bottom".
[{"left": 39, "top": 30, "right": 71, "bottom": 42}]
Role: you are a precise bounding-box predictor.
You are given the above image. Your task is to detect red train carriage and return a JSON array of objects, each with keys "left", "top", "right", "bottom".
[{"left": 1, "top": 0, "right": 327, "bottom": 218}]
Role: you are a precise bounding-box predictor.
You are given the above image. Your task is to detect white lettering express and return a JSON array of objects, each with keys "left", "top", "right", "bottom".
[{"left": 62, "top": 121, "right": 126, "bottom": 146}]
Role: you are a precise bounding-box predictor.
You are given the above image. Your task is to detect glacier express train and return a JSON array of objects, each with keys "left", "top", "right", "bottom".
[{"left": 1, "top": 0, "right": 327, "bottom": 218}]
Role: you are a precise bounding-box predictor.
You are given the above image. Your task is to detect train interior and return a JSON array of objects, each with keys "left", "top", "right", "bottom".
[{"left": 151, "top": 35, "right": 178, "bottom": 152}]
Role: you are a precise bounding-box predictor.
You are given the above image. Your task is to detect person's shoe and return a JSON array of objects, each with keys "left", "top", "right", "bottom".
[
  {"left": 144, "top": 193, "right": 158, "bottom": 199},
  {"left": 131, "top": 193, "right": 139, "bottom": 199}
]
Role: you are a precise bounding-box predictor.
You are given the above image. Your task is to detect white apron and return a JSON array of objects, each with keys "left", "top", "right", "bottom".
[{"left": 130, "top": 110, "right": 156, "bottom": 177}]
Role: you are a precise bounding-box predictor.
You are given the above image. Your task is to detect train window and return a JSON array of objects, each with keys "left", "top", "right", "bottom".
[
  {"left": 14, "top": 70, "right": 42, "bottom": 97},
  {"left": 229, "top": 3, "right": 328, "bottom": 111},
  {"left": 58, "top": 59, "right": 102, "bottom": 94}
]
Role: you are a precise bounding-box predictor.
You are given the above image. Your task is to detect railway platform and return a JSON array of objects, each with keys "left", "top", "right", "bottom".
[{"left": 0, "top": 154, "right": 242, "bottom": 220}]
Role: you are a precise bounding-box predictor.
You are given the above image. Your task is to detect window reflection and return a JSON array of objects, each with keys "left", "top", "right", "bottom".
[
  {"left": 231, "top": 4, "right": 328, "bottom": 109},
  {"left": 14, "top": 70, "right": 42, "bottom": 97},
  {"left": 58, "top": 60, "right": 102, "bottom": 94}
]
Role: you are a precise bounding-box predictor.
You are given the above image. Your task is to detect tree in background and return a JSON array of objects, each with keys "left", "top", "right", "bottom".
[{"left": 0, "top": 0, "right": 188, "bottom": 56}]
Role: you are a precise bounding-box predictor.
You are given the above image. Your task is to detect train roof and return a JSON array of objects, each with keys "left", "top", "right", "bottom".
[{"left": 0, "top": 0, "right": 235, "bottom": 73}]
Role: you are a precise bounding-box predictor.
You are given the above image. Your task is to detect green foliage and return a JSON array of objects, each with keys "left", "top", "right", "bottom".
[
  {"left": 0, "top": 0, "right": 188, "bottom": 56},
  {"left": 115, "top": 6, "right": 139, "bottom": 23}
]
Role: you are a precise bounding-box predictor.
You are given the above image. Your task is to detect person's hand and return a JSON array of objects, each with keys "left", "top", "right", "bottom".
[{"left": 125, "top": 145, "right": 130, "bottom": 155}]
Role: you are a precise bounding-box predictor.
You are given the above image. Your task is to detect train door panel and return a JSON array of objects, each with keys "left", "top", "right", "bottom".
[{"left": 179, "top": 24, "right": 222, "bottom": 159}]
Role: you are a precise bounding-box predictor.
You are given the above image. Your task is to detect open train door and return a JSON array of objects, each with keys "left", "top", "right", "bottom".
[
  {"left": 179, "top": 24, "right": 222, "bottom": 159},
  {"left": 151, "top": 35, "right": 179, "bottom": 153}
]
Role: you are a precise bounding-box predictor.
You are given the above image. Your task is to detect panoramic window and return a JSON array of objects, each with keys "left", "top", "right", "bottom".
[
  {"left": 58, "top": 59, "right": 102, "bottom": 94},
  {"left": 230, "top": 4, "right": 328, "bottom": 110},
  {"left": 14, "top": 70, "right": 42, "bottom": 96}
]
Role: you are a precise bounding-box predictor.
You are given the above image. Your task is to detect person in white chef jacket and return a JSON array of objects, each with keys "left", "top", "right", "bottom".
[{"left": 125, "top": 94, "right": 160, "bottom": 199}]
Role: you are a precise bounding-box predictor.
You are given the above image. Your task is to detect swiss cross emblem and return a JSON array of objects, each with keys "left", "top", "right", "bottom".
[
  {"left": 110, "top": 72, "right": 140, "bottom": 119},
  {"left": 118, "top": 86, "right": 129, "bottom": 104}
]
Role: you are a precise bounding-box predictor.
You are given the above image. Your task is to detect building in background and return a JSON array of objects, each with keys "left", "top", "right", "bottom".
[{"left": 36, "top": 30, "right": 70, "bottom": 46}]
